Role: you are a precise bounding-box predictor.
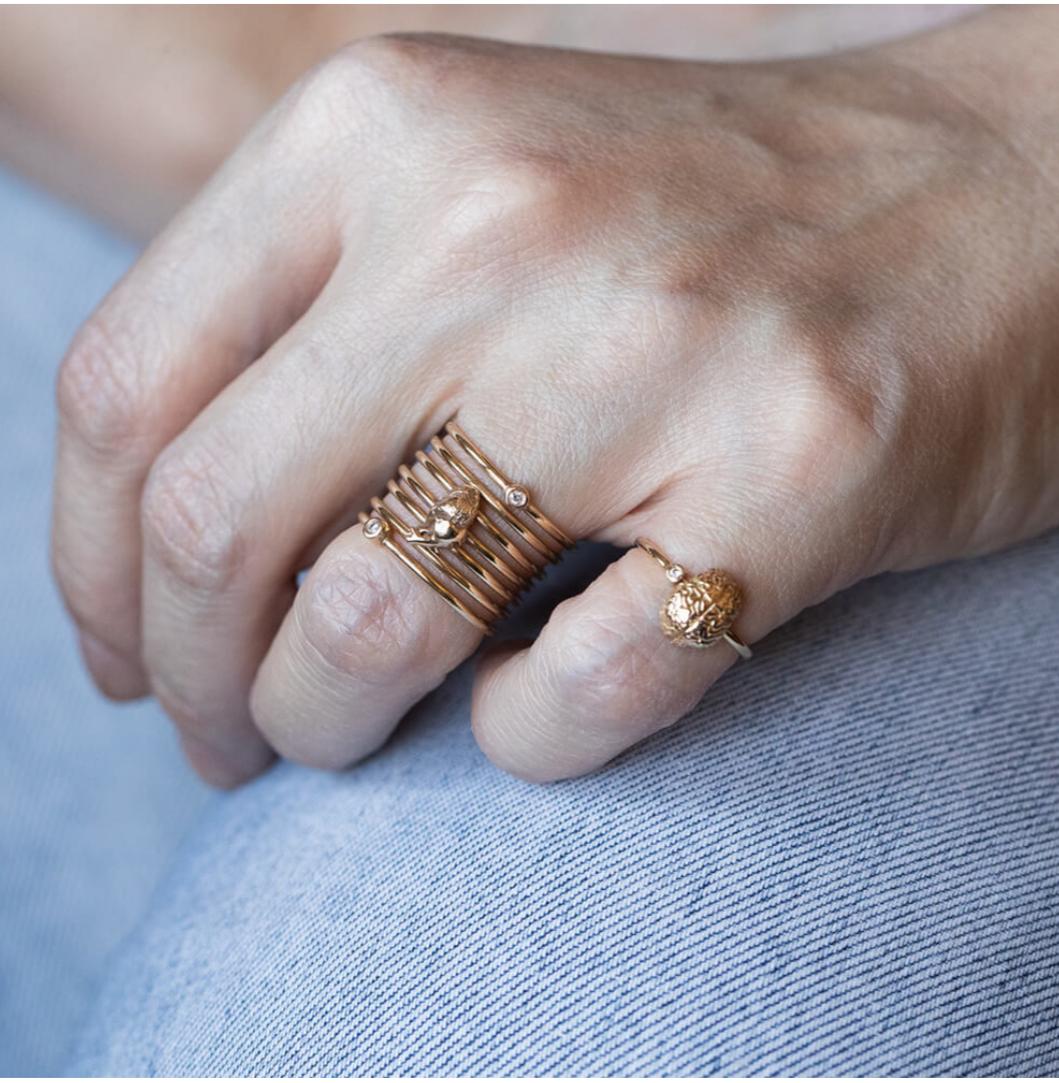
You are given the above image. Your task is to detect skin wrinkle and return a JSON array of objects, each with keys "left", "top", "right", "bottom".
[
  {"left": 141, "top": 441, "right": 249, "bottom": 595},
  {"left": 297, "top": 570, "right": 422, "bottom": 691}
]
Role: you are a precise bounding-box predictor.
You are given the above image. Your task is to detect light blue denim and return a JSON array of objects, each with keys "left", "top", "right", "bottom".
[
  {"left": 0, "top": 169, "right": 208, "bottom": 1077},
  {"left": 1, "top": 166, "right": 1058, "bottom": 1077}
]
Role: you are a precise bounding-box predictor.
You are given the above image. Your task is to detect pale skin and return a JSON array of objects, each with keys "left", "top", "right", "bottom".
[{"left": 33, "top": 7, "right": 1059, "bottom": 786}]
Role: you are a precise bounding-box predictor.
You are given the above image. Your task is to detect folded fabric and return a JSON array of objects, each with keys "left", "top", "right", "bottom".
[{"left": 71, "top": 529, "right": 1059, "bottom": 1075}]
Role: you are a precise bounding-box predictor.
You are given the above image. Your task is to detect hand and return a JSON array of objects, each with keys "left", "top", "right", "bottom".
[{"left": 52, "top": 12, "right": 1059, "bottom": 785}]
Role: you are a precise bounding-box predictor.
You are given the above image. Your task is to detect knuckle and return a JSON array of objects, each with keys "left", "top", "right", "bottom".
[
  {"left": 50, "top": 539, "right": 117, "bottom": 639},
  {"left": 141, "top": 442, "right": 244, "bottom": 592},
  {"left": 333, "top": 32, "right": 440, "bottom": 80},
  {"left": 57, "top": 315, "right": 146, "bottom": 457},
  {"left": 298, "top": 551, "right": 429, "bottom": 685},
  {"left": 770, "top": 323, "right": 897, "bottom": 494},
  {"left": 332, "top": 32, "right": 485, "bottom": 102},
  {"left": 553, "top": 603, "right": 663, "bottom": 733},
  {"left": 438, "top": 153, "right": 571, "bottom": 247},
  {"left": 419, "top": 151, "right": 579, "bottom": 292},
  {"left": 282, "top": 34, "right": 449, "bottom": 136}
]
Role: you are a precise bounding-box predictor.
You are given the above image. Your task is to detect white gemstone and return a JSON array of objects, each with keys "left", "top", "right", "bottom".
[
  {"left": 505, "top": 486, "right": 529, "bottom": 508},
  {"left": 363, "top": 517, "right": 384, "bottom": 539},
  {"left": 666, "top": 564, "right": 686, "bottom": 583}
]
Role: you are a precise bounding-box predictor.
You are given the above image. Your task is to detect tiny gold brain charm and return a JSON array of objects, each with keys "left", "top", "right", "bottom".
[{"left": 660, "top": 570, "right": 744, "bottom": 648}]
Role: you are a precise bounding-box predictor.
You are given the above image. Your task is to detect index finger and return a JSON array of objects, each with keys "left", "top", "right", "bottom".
[{"left": 51, "top": 71, "right": 345, "bottom": 701}]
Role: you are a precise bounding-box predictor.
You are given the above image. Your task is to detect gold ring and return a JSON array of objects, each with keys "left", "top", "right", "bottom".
[
  {"left": 445, "top": 423, "right": 574, "bottom": 550},
  {"left": 357, "top": 423, "right": 574, "bottom": 632},
  {"left": 635, "top": 538, "right": 752, "bottom": 660}
]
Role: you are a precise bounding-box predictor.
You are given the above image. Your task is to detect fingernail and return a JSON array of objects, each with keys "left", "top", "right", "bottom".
[{"left": 77, "top": 631, "right": 149, "bottom": 700}]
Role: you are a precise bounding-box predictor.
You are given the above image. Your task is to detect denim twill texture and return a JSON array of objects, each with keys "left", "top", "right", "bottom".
[
  {"left": 1, "top": 166, "right": 1057, "bottom": 1078},
  {"left": 71, "top": 531, "right": 1059, "bottom": 1074}
]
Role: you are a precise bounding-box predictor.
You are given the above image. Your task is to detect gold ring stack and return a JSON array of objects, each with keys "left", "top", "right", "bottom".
[{"left": 358, "top": 422, "right": 574, "bottom": 633}]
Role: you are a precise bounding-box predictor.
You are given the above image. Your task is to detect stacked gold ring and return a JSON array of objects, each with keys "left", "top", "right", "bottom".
[{"left": 357, "top": 422, "right": 574, "bottom": 633}]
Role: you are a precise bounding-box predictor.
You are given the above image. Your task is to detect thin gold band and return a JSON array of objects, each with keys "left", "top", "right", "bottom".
[
  {"left": 445, "top": 423, "right": 575, "bottom": 550},
  {"left": 635, "top": 537, "right": 676, "bottom": 575},
  {"left": 372, "top": 530, "right": 492, "bottom": 634},
  {"left": 358, "top": 423, "right": 574, "bottom": 632},
  {"left": 369, "top": 498, "right": 506, "bottom": 620}
]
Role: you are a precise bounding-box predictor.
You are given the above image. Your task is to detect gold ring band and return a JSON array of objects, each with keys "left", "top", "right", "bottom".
[
  {"left": 635, "top": 537, "right": 752, "bottom": 660},
  {"left": 414, "top": 451, "right": 537, "bottom": 578},
  {"left": 445, "top": 423, "right": 574, "bottom": 550},
  {"left": 358, "top": 423, "right": 574, "bottom": 632}
]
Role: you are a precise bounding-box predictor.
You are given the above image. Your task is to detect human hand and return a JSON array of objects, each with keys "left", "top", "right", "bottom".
[{"left": 52, "top": 11, "right": 1059, "bottom": 785}]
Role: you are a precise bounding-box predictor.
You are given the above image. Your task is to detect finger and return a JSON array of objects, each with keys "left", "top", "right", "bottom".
[
  {"left": 248, "top": 404, "right": 604, "bottom": 771},
  {"left": 51, "top": 72, "right": 344, "bottom": 701},
  {"left": 471, "top": 512, "right": 823, "bottom": 783},
  {"left": 137, "top": 280, "right": 457, "bottom": 785},
  {"left": 250, "top": 524, "right": 482, "bottom": 769}
]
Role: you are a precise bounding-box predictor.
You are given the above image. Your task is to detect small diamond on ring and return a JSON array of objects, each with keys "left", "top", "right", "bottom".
[
  {"left": 363, "top": 517, "right": 385, "bottom": 539},
  {"left": 505, "top": 485, "right": 529, "bottom": 508},
  {"left": 666, "top": 564, "right": 686, "bottom": 583}
]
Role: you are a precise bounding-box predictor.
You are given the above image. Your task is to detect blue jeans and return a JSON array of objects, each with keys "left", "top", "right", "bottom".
[{"left": 2, "top": 167, "right": 1058, "bottom": 1076}]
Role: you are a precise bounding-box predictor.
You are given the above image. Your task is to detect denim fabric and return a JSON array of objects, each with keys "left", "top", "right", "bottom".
[
  {"left": 71, "top": 526, "right": 1059, "bottom": 1075},
  {"left": 0, "top": 169, "right": 208, "bottom": 1077}
]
